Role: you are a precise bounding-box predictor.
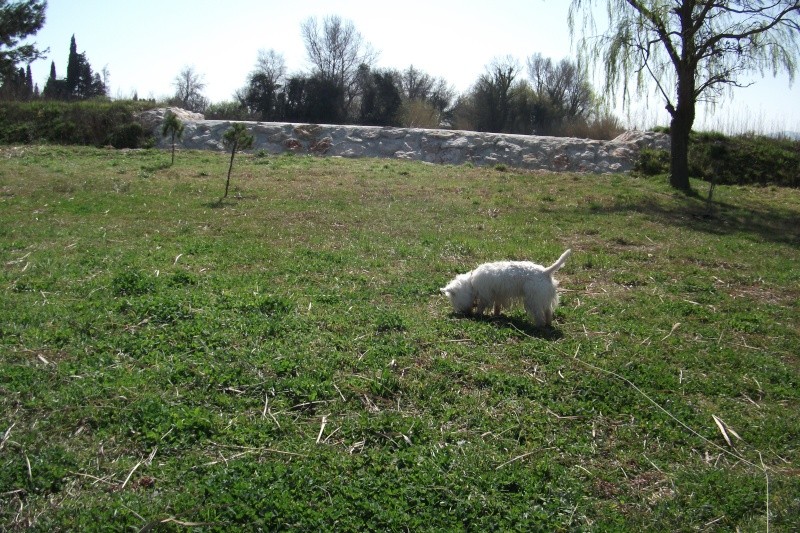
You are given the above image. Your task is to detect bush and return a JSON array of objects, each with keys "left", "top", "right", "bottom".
[
  {"left": 398, "top": 99, "right": 441, "bottom": 129},
  {"left": 635, "top": 130, "right": 800, "bottom": 187},
  {"left": 556, "top": 112, "right": 626, "bottom": 140},
  {"left": 691, "top": 132, "right": 799, "bottom": 187},
  {"left": 204, "top": 101, "right": 251, "bottom": 121},
  {"left": 635, "top": 148, "right": 670, "bottom": 175},
  {"left": 107, "top": 121, "right": 145, "bottom": 148},
  {"left": 0, "top": 100, "right": 158, "bottom": 147}
]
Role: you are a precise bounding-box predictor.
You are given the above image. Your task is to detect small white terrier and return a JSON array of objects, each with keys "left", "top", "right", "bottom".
[{"left": 440, "top": 249, "right": 572, "bottom": 327}]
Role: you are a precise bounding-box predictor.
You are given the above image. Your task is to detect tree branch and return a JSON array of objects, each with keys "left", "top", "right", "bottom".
[{"left": 625, "top": 0, "right": 683, "bottom": 69}]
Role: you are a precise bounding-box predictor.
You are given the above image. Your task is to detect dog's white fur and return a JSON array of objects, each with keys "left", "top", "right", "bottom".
[{"left": 440, "top": 249, "right": 571, "bottom": 327}]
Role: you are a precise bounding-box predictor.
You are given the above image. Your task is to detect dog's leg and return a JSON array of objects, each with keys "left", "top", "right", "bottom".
[
  {"left": 524, "top": 300, "right": 547, "bottom": 328},
  {"left": 493, "top": 302, "right": 501, "bottom": 316}
]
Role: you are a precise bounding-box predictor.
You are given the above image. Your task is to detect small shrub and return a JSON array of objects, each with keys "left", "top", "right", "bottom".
[
  {"left": 558, "top": 113, "right": 626, "bottom": 140},
  {"left": 635, "top": 148, "right": 670, "bottom": 176},
  {"left": 107, "top": 121, "right": 145, "bottom": 148}
]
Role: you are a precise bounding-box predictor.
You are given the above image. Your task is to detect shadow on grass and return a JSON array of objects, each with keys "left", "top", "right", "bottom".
[
  {"left": 452, "top": 313, "right": 564, "bottom": 341},
  {"left": 204, "top": 194, "right": 258, "bottom": 209},
  {"left": 582, "top": 192, "right": 799, "bottom": 246},
  {"left": 204, "top": 198, "right": 228, "bottom": 209}
]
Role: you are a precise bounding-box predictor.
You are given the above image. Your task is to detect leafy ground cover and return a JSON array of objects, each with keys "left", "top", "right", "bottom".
[
  {"left": 636, "top": 130, "right": 800, "bottom": 188},
  {"left": 1, "top": 145, "right": 798, "bottom": 530}
]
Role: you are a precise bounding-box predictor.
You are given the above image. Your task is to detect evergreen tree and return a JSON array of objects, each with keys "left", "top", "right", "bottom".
[
  {"left": 16, "top": 67, "right": 24, "bottom": 92},
  {"left": 43, "top": 35, "right": 107, "bottom": 100},
  {"left": 43, "top": 59, "right": 67, "bottom": 99},
  {"left": 66, "top": 35, "right": 79, "bottom": 94},
  {"left": 25, "top": 64, "right": 33, "bottom": 95},
  {"left": 0, "top": 66, "right": 27, "bottom": 99},
  {"left": 0, "top": 0, "right": 47, "bottom": 83},
  {"left": 358, "top": 68, "right": 402, "bottom": 126}
]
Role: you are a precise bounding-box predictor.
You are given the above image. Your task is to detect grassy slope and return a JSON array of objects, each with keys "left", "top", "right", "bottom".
[{"left": 1, "top": 146, "right": 798, "bottom": 531}]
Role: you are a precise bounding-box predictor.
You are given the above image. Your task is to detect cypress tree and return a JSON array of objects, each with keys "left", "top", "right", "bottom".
[
  {"left": 25, "top": 65, "right": 33, "bottom": 97},
  {"left": 66, "top": 35, "right": 79, "bottom": 95}
]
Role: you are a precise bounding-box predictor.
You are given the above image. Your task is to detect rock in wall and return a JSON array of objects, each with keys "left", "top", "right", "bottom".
[{"left": 140, "top": 108, "right": 669, "bottom": 174}]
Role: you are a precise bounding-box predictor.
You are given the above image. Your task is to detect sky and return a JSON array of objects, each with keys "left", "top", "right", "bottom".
[{"left": 25, "top": 0, "right": 800, "bottom": 134}]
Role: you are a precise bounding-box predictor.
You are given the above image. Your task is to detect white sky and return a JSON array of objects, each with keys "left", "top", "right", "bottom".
[{"left": 26, "top": 0, "right": 800, "bottom": 134}]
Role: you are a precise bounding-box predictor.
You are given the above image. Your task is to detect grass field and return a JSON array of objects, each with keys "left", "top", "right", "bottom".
[{"left": 1, "top": 145, "right": 798, "bottom": 531}]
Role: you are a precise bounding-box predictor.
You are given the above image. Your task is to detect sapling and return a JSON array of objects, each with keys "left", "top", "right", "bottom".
[
  {"left": 222, "top": 123, "right": 254, "bottom": 198},
  {"left": 161, "top": 111, "right": 184, "bottom": 165}
]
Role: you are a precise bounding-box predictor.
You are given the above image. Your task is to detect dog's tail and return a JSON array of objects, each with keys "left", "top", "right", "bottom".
[{"left": 543, "top": 249, "right": 572, "bottom": 276}]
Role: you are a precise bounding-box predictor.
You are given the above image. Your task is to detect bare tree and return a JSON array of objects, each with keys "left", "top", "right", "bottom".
[
  {"left": 527, "top": 54, "right": 594, "bottom": 121},
  {"left": 172, "top": 65, "right": 208, "bottom": 113},
  {"left": 400, "top": 65, "right": 435, "bottom": 100},
  {"left": 569, "top": 0, "right": 800, "bottom": 191},
  {"left": 453, "top": 57, "right": 524, "bottom": 133},
  {"left": 254, "top": 48, "right": 287, "bottom": 87},
  {"left": 301, "top": 15, "right": 377, "bottom": 117},
  {"left": 236, "top": 49, "right": 288, "bottom": 120},
  {"left": 399, "top": 65, "right": 455, "bottom": 112}
]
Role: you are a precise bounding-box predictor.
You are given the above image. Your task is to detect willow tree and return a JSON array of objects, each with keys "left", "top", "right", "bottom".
[{"left": 569, "top": 1, "right": 800, "bottom": 191}]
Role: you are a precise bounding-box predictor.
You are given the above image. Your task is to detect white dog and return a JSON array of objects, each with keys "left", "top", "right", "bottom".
[{"left": 440, "top": 249, "right": 572, "bottom": 327}]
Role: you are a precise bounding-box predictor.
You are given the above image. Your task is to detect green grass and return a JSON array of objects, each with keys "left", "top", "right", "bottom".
[{"left": 1, "top": 145, "right": 798, "bottom": 531}]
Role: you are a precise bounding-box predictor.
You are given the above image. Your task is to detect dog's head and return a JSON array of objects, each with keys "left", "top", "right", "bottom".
[{"left": 440, "top": 273, "right": 475, "bottom": 314}]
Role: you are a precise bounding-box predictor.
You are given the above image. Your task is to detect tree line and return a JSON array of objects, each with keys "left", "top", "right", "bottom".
[
  {"left": 0, "top": 33, "right": 107, "bottom": 101},
  {"left": 0, "top": 6, "right": 615, "bottom": 138},
  {"left": 0, "top": 7, "right": 612, "bottom": 138},
  {"left": 172, "top": 15, "right": 618, "bottom": 138}
]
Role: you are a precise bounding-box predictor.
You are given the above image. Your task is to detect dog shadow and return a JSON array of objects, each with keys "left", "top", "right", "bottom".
[{"left": 452, "top": 313, "right": 564, "bottom": 341}]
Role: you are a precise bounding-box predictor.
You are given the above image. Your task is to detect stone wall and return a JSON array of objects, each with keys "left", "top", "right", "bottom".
[{"left": 141, "top": 107, "right": 669, "bottom": 174}]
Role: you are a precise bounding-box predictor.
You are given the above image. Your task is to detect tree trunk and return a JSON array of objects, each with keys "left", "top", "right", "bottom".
[
  {"left": 669, "top": 111, "right": 692, "bottom": 191},
  {"left": 669, "top": 60, "right": 696, "bottom": 192},
  {"left": 224, "top": 143, "right": 237, "bottom": 198}
]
